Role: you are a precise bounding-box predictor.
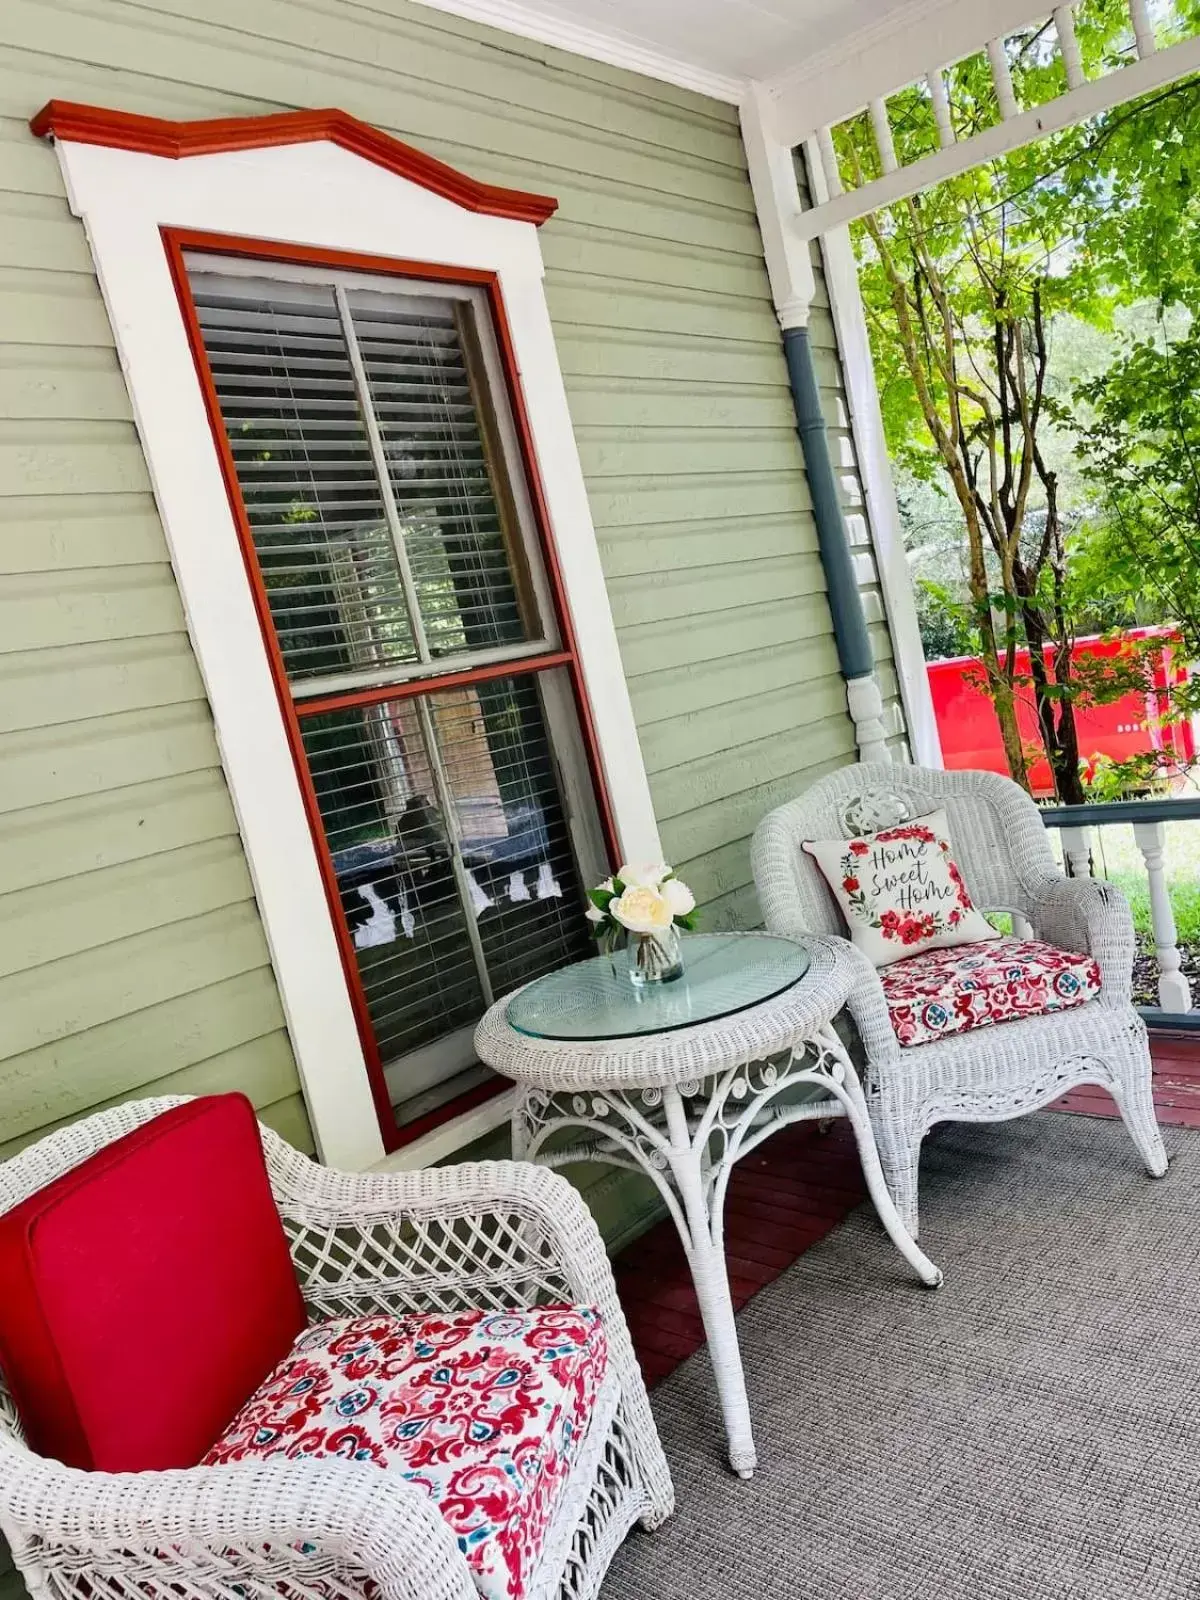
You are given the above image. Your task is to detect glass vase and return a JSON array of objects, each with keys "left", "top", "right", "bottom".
[{"left": 605, "top": 923, "right": 684, "bottom": 986}]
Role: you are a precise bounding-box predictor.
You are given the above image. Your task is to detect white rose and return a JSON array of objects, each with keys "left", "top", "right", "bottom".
[
  {"left": 617, "top": 861, "right": 670, "bottom": 889},
  {"left": 610, "top": 885, "right": 674, "bottom": 934},
  {"left": 662, "top": 878, "right": 695, "bottom": 917},
  {"left": 597, "top": 877, "right": 614, "bottom": 893},
  {"left": 584, "top": 903, "right": 606, "bottom": 924}
]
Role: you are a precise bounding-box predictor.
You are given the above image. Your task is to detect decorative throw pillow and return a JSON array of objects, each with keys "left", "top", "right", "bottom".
[{"left": 803, "top": 808, "right": 997, "bottom": 968}]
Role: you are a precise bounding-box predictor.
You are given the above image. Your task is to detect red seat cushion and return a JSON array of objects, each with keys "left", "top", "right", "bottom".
[
  {"left": 0, "top": 1095, "right": 306, "bottom": 1471},
  {"left": 880, "top": 937, "right": 1102, "bottom": 1048}
]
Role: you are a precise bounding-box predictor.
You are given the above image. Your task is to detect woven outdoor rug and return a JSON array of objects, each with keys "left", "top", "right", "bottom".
[{"left": 603, "top": 1113, "right": 1200, "bottom": 1600}]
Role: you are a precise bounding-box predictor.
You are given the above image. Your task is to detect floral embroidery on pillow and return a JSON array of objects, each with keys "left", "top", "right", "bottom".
[
  {"left": 837, "top": 822, "right": 974, "bottom": 949},
  {"left": 803, "top": 808, "right": 998, "bottom": 968}
]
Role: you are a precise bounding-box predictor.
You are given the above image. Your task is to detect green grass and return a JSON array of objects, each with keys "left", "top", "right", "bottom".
[{"left": 1049, "top": 822, "right": 1200, "bottom": 944}]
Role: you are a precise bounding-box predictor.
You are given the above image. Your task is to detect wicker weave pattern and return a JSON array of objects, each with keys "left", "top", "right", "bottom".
[
  {"left": 752, "top": 762, "right": 1169, "bottom": 1236},
  {"left": 0, "top": 1100, "right": 672, "bottom": 1600}
]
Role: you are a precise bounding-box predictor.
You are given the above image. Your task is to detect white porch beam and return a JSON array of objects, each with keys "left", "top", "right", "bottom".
[
  {"left": 986, "top": 37, "right": 1020, "bottom": 120},
  {"left": 1127, "top": 0, "right": 1157, "bottom": 58},
  {"left": 1054, "top": 6, "right": 1085, "bottom": 89},
  {"left": 765, "top": 0, "right": 1053, "bottom": 147},
  {"left": 927, "top": 68, "right": 955, "bottom": 148},
  {"left": 815, "top": 125, "right": 845, "bottom": 199},
  {"left": 868, "top": 98, "right": 898, "bottom": 174},
  {"left": 792, "top": 31, "right": 1200, "bottom": 241},
  {"left": 741, "top": 82, "right": 816, "bottom": 330}
]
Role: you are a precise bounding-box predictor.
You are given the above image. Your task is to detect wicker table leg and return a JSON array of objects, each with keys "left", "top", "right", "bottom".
[
  {"left": 661, "top": 1086, "right": 758, "bottom": 1478},
  {"left": 509, "top": 1031, "right": 942, "bottom": 1479},
  {"left": 813, "top": 1026, "right": 942, "bottom": 1289}
]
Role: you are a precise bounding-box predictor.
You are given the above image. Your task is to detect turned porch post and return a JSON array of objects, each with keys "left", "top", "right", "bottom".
[{"left": 1132, "top": 820, "right": 1191, "bottom": 1013}]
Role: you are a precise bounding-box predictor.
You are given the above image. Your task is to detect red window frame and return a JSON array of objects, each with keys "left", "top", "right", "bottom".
[{"left": 162, "top": 226, "right": 619, "bottom": 1151}]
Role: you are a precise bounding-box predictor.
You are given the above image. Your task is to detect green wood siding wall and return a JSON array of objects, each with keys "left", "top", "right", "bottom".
[{"left": 0, "top": 1, "right": 905, "bottom": 1166}]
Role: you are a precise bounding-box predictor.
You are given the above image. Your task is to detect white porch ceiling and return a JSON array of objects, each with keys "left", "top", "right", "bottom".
[
  {"left": 406, "top": 0, "right": 1054, "bottom": 138},
  {"left": 448, "top": 0, "right": 898, "bottom": 91}
]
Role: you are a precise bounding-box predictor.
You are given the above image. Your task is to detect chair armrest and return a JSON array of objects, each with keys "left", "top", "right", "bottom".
[
  {"left": 263, "top": 1148, "right": 674, "bottom": 1523},
  {"left": 0, "top": 1445, "right": 475, "bottom": 1600},
  {"left": 1026, "top": 873, "right": 1135, "bottom": 1006}
]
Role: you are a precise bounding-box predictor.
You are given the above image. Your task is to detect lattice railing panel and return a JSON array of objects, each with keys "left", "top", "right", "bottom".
[{"left": 797, "top": 0, "right": 1200, "bottom": 238}]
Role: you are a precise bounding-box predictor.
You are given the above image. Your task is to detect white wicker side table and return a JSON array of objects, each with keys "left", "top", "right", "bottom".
[{"left": 475, "top": 931, "right": 942, "bottom": 1479}]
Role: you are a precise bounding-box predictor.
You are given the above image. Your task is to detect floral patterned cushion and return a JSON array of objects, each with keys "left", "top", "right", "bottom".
[
  {"left": 879, "top": 937, "right": 1103, "bottom": 1048},
  {"left": 203, "top": 1307, "right": 607, "bottom": 1600}
]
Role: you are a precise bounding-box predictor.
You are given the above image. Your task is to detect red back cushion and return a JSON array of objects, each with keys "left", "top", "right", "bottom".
[{"left": 0, "top": 1095, "right": 307, "bottom": 1471}]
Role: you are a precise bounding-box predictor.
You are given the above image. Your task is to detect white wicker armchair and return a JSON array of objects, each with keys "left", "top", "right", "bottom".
[
  {"left": 0, "top": 1098, "right": 672, "bottom": 1600},
  {"left": 752, "top": 762, "right": 1169, "bottom": 1236}
]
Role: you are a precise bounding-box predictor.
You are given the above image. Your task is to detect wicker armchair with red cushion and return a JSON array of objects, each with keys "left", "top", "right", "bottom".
[{"left": 0, "top": 1095, "right": 672, "bottom": 1600}]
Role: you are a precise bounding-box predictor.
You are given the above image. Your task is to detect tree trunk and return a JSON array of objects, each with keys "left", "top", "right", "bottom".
[
  {"left": 960, "top": 495, "right": 1031, "bottom": 793},
  {"left": 1022, "top": 457, "right": 1087, "bottom": 804},
  {"left": 1050, "top": 634, "right": 1085, "bottom": 802},
  {"left": 1017, "top": 593, "right": 1086, "bottom": 804},
  {"left": 989, "top": 672, "right": 1030, "bottom": 791}
]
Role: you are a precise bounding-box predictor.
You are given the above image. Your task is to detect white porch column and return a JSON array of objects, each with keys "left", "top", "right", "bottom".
[
  {"left": 741, "top": 84, "right": 890, "bottom": 766},
  {"left": 801, "top": 141, "right": 943, "bottom": 769}
]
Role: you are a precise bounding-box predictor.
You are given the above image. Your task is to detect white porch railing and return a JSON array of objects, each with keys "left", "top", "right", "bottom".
[{"left": 1039, "top": 797, "right": 1200, "bottom": 1029}]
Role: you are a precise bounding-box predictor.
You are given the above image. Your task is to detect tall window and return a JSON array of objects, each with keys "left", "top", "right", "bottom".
[{"left": 184, "top": 253, "right": 608, "bottom": 1141}]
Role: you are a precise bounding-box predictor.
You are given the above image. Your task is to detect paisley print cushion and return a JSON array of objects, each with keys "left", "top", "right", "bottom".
[
  {"left": 204, "top": 1306, "right": 607, "bottom": 1600},
  {"left": 880, "top": 937, "right": 1102, "bottom": 1048}
]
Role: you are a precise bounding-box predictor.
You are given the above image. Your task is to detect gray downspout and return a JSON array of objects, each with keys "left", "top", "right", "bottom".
[{"left": 782, "top": 323, "right": 875, "bottom": 684}]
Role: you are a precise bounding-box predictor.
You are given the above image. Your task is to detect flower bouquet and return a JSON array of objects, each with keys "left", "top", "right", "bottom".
[{"left": 586, "top": 863, "right": 698, "bottom": 985}]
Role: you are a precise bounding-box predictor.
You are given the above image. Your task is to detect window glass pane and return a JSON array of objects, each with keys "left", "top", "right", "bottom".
[
  {"left": 346, "top": 288, "right": 539, "bottom": 658},
  {"left": 302, "top": 702, "right": 487, "bottom": 1073},
  {"left": 430, "top": 673, "right": 593, "bottom": 996},
  {"left": 301, "top": 669, "right": 593, "bottom": 1124},
  {"left": 186, "top": 258, "right": 606, "bottom": 1139},
  {"left": 190, "top": 274, "right": 419, "bottom": 680}
]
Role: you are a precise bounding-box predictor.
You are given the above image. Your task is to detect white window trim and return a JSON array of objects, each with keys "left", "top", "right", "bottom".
[{"left": 52, "top": 135, "right": 661, "bottom": 1172}]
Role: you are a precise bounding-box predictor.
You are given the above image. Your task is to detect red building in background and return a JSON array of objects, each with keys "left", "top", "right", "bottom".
[{"left": 928, "top": 627, "right": 1195, "bottom": 797}]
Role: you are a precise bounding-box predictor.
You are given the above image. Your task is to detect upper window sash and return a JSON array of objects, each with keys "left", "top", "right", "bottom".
[{"left": 186, "top": 253, "right": 560, "bottom": 700}]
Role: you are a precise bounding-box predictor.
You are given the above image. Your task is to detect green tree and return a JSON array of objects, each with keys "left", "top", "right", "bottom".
[
  {"left": 844, "top": 7, "right": 1200, "bottom": 799},
  {"left": 1074, "top": 322, "right": 1200, "bottom": 686},
  {"left": 1061, "top": 44, "right": 1200, "bottom": 685}
]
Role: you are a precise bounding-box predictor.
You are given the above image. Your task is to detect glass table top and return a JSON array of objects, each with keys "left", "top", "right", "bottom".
[{"left": 506, "top": 932, "right": 810, "bottom": 1041}]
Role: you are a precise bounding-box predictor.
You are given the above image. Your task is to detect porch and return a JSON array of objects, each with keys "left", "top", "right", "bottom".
[
  {"left": 616, "top": 1032, "right": 1200, "bottom": 1388},
  {"left": 3, "top": 0, "right": 1200, "bottom": 1596}
]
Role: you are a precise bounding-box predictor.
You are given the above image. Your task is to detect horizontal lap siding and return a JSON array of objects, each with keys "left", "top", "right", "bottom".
[{"left": 0, "top": 1, "right": 894, "bottom": 1168}]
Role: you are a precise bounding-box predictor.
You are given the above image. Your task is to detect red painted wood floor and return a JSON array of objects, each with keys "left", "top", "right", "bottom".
[{"left": 614, "top": 1032, "right": 1200, "bottom": 1389}]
